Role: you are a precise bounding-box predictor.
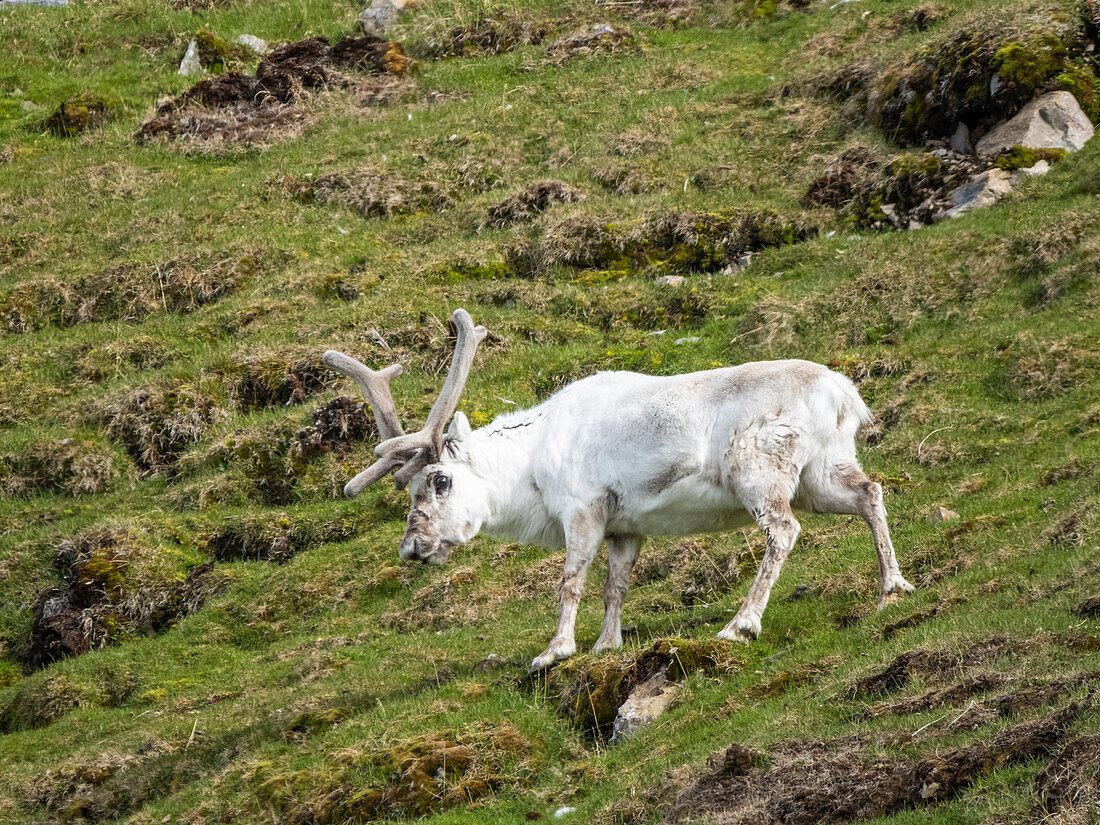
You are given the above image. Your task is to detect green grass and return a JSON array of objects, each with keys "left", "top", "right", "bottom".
[{"left": 1, "top": 0, "right": 1099, "bottom": 820}]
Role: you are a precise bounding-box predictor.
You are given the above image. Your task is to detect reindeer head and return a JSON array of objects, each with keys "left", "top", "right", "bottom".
[{"left": 322, "top": 309, "right": 488, "bottom": 565}]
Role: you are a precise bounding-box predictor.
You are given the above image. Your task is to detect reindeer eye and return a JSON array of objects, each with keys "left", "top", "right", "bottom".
[{"left": 434, "top": 475, "right": 451, "bottom": 495}]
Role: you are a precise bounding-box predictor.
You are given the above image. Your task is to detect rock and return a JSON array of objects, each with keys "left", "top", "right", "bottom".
[
  {"left": 1018, "top": 160, "right": 1051, "bottom": 177},
  {"left": 358, "top": 0, "right": 404, "bottom": 35},
  {"left": 930, "top": 506, "right": 960, "bottom": 522},
  {"left": 236, "top": 34, "right": 268, "bottom": 54},
  {"left": 934, "top": 168, "right": 1016, "bottom": 220},
  {"left": 976, "top": 91, "right": 1095, "bottom": 156},
  {"left": 472, "top": 653, "right": 510, "bottom": 673},
  {"left": 674, "top": 336, "right": 700, "bottom": 345},
  {"left": 178, "top": 39, "right": 203, "bottom": 76},
  {"left": 611, "top": 669, "right": 679, "bottom": 742},
  {"left": 950, "top": 122, "right": 971, "bottom": 154},
  {"left": 553, "top": 807, "right": 576, "bottom": 818},
  {"left": 655, "top": 275, "right": 685, "bottom": 286}
]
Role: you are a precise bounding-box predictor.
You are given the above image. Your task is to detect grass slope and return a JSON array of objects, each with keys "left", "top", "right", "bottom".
[{"left": 1, "top": 0, "right": 1099, "bottom": 821}]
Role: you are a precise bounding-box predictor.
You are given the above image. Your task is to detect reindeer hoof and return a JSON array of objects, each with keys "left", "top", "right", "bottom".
[
  {"left": 877, "top": 576, "right": 915, "bottom": 611},
  {"left": 529, "top": 639, "right": 576, "bottom": 672},
  {"left": 717, "top": 615, "right": 760, "bottom": 644}
]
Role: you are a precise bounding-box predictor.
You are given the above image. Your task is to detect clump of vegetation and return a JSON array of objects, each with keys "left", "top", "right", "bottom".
[
  {"left": 993, "top": 145, "right": 1068, "bottom": 170},
  {"left": 0, "top": 438, "right": 115, "bottom": 497},
  {"left": 219, "top": 349, "right": 334, "bottom": 412},
  {"left": 510, "top": 209, "right": 810, "bottom": 276},
  {"left": 41, "top": 92, "right": 114, "bottom": 137},
  {"left": 136, "top": 35, "right": 413, "bottom": 152},
  {"left": 255, "top": 723, "right": 537, "bottom": 822},
  {"left": 418, "top": 10, "right": 552, "bottom": 57},
  {"left": 205, "top": 511, "right": 364, "bottom": 562},
  {"left": 24, "top": 528, "right": 213, "bottom": 671},
  {"left": 0, "top": 255, "right": 255, "bottom": 333},
  {"left": 189, "top": 29, "right": 252, "bottom": 74},
  {"left": 283, "top": 166, "right": 452, "bottom": 219},
  {"left": 91, "top": 383, "right": 229, "bottom": 475},
  {"left": 542, "top": 637, "right": 740, "bottom": 733},
  {"left": 820, "top": 14, "right": 1097, "bottom": 144},
  {"left": 483, "top": 180, "right": 585, "bottom": 228},
  {"left": 545, "top": 25, "right": 637, "bottom": 63}
]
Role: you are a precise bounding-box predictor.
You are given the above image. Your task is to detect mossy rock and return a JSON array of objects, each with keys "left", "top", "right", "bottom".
[
  {"left": 191, "top": 29, "right": 249, "bottom": 74},
  {"left": 544, "top": 637, "right": 741, "bottom": 733},
  {"left": 1056, "top": 63, "right": 1099, "bottom": 123},
  {"left": 41, "top": 91, "right": 114, "bottom": 137}
]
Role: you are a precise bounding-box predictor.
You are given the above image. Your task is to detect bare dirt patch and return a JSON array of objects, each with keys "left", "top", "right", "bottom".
[
  {"left": 135, "top": 35, "right": 414, "bottom": 152},
  {"left": 25, "top": 529, "right": 216, "bottom": 670},
  {"left": 666, "top": 702, "right": 1090, "bottom": 824}
]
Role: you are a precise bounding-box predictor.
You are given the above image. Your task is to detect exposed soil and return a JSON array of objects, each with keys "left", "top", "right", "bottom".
[
  {"left": 41, "top": 91, "right": 113, "bottom": 137},
  {"left": 483, "top": 180, "right": 585, "bottom": 228},
  {"left": 25, "top": 530, "right": 216, "bottom": 670},
  {"left": 135, "top": 35, "right": 413, "bottom": 151},
  {"left": 851, "top": 635, "right": 1038, "bottom": 697},
  {"left": 666, "top": 703, "right": 1089, "bottom": 824},
  {"left": 1075, "top": 594, "right": 1100, "bottom": 619},
  {"left": 289, "top": 396, "right": 375, "bottom": 463},
  {"left": 1034, "top": 735, "right": 1100, "bottom": 819}
]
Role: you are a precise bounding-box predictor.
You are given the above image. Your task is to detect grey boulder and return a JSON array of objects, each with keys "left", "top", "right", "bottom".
[{"left": 977, "top": 91, "right": 1095, "bottom": 155}]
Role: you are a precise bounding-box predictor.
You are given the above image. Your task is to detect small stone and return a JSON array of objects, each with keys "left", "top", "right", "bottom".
[
  {"left": 472, "top": 653, "right": 509, "bottom": 673},
  {"left": 907, "top": 219, "right": 925, "bottom": 231},
  {"left": 737, "top": 252, "right": 753, "bottom": 267},
  {"left": 1016, "top": 160, "right": 1050, "bottom": 177},
  {"left": 358, "top": 0, "right": 404, "bottom": 34},
  {"left": 935, "top": 168, "right": 1016, "bottom": 220},
  {"left": 553, "top": 807, "right": 576, "bottom": 818},
  {"left": 20, "top": 100, "right": 40, "bottom": 112},
  {"left": 178, "top": 39, "right": 203, "bottom": 76},
  {"left": 674, "top": 336, "right": 700, "bottom": 345},
  {"left": 976, "top": 91, "right": 1095, "bottom": 155},
  {"left": 612, "top": 670, "right": 679, "bottom": 742},
  {"left": 950, "top": 122, "right": 971, "bottom": 154},
  {"left": 236, "top": 34, "right": 268, "bottom": 54},
  {"left": 655, "top": 275, "right": 685, "bottom": 286},
  {"left": 930, "top": 506, "right": 960, "bottom": 522}
]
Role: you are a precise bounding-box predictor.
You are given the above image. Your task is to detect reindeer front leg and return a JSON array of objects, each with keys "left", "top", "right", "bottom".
[{"left": 530, "top": 509, "right": 604, "bottom": 672}]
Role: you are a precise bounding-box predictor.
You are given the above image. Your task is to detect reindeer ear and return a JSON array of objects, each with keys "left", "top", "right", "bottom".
[{"left": 447, "top": 411, "right": 472, "bottom": 441}]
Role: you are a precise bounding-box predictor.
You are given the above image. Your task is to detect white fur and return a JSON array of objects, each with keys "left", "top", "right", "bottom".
[{"left": 393, "top": 359, "right": 912, "bottom": 670}]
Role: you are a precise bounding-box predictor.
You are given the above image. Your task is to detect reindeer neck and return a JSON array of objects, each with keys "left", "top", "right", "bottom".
[{"left": 465, "top": 407, "right": 545, "bottom": 533}]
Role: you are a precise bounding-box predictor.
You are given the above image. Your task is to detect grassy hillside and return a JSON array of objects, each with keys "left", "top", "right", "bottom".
[{"left": 1, "top": 0, "right": 1099, "bottom": 821}]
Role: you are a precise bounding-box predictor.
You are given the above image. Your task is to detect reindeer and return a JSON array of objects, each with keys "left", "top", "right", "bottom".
[{"left": 324, "top": 309, "right": 914, "bottom": 671}]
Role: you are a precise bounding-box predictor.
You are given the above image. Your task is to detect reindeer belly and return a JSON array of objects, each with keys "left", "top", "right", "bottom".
[{"left": 609, "top": 474, "right": 753, "bottom": 536}]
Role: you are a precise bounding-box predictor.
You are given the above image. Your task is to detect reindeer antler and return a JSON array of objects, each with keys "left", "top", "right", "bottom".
[{"left": 323, "top": 309, "right": 487, "bottom": 495}]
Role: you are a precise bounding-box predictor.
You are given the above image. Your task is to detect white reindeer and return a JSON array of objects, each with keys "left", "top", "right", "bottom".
[{"left": 324, "top": 309, "right": 914, "bottom": 671}]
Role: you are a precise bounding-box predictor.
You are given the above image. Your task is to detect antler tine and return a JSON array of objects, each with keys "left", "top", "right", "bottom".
[
  {"left": 321, "top": 351, "right": 406, "bottom": 442},
  {"left": 376, "top": 309, "right": 487, "bottom": 462}
]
